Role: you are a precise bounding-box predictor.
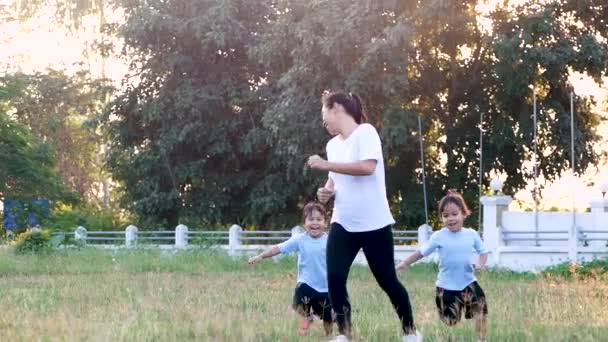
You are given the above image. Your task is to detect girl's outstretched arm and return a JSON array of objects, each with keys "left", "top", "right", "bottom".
[
  {"left": 248, "top": 246, "right": 281, "bottom": 265},
  {"left": 396, "top": 251, "right": 424, "bottom": 271}
]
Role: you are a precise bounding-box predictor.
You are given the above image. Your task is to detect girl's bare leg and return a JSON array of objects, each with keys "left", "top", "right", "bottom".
[{"left": 474, "top": 312, "right": 487, "bottom": 341}]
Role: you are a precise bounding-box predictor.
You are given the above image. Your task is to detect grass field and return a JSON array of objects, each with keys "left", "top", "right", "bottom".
[{"left": 0, "top": 247, "right": 606, "bottom": 341}]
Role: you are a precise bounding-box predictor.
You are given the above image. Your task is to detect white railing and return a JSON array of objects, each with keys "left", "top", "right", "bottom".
[
  {"left": 51, "top": 224, "right": 428, "bottom": 266},
  {"left": 481, "top": 196, "right": 608, "bottom": 272},
  {"left": 51, "top": 194, "right": 608, "bottom": 273},
  {"left": 61, "top": 224, "right": 427, "bottom": 249}
]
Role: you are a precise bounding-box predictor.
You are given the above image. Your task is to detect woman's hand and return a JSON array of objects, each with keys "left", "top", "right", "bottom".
[
  {"left": 317, "top": 187, "right": 335, "bottom": 204},
  {"left": 307, "top": 155, "right": 330, "bottom": 171}
]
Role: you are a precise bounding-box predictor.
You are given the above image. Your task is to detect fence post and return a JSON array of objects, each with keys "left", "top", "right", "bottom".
[
  {"left": 175, "top": 224, "right": 188, "bottom": 249},
  {"left": 588, "top": 198, "right": 608, "bottom": 249},
  {"left": 590, "top": 199, "right": 608, "bottom": 213},
  {"left": 228, "top": 225, "right": 242, "bottom": 253},
  {"left": 74, "top": 226, "right": 87, "bottom": 246},
  {"left": 480, "top": 195, "right": 512, "bottom": 266},
  {"left": 125, "top": 225, "right": 138, "bottom": 248}
]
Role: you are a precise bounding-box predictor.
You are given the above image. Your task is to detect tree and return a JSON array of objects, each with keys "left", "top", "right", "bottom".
[
  {"left": 0, "top": 108, "right": 67, "bottom": 202},
  {"left": 0, "top": 70, "right": 113, "bottom": 204},
  {"left": 256, "top": 0, "right": 607, "bottom": 226},
  {"left": 103, "top": 0, "right": 280, "bottom": 227},
  {"left": 3, "top": 0, "right": 122, "bottom": 208},
  {"left": 471, "top": 1, "right": 606, "bottom": 201},
  {"left": 251, "top": 0, "right": 430, "bottom": 226},
  {"left": 106, "top": 0, "right": 607, "bottom": 228}
]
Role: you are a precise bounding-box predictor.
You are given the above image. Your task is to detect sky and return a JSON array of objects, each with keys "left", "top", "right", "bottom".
[{"left": 1, "top": 0, "right": 606, "bottom": 211}]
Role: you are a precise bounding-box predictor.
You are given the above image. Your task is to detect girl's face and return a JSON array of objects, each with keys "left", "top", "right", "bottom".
[
  {"left": 304, "top": 209, "right": 326, "bottom": 238},
  {"left": 321, "top": 104, "right": 339, "bottom": 136},
  {"left": 441, "top": 202, "right": 465, "bottom": 232}
]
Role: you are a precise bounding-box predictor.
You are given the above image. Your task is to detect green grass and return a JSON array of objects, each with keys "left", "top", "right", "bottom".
[{"left": 0, "top": 247, "right": 606, "bottom": 341}]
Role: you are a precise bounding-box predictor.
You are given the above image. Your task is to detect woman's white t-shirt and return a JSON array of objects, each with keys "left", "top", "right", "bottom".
[{"left": 326, "top": 123, "right": 395, "bottom": 232}]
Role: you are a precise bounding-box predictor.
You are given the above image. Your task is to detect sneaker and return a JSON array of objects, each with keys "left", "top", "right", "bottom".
[
  {"left": 403, "top": 331, "right": 423, "bottom": 342},
  {"left": 328, "top": 335, "right": 351, "bottom": 342},
  {"left": 298, "top": 317, "right": 314, "bottom": 336}
]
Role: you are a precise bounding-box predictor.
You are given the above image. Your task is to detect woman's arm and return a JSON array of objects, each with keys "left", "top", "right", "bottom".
[
  {"left": 317, "top": 178, "right": 336, "bottom": 204},
  {"left": 308, "top": 155, "right": 377, "bottom": 176},
  {"left": 324, "top": 177, "right": 335, "bottom": 190}
]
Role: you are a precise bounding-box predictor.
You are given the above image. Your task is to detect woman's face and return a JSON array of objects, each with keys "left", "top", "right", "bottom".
[{"left": 322, "top": 104, "right": 339, "bottom": 135}]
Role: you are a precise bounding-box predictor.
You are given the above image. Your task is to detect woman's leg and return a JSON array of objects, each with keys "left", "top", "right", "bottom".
[
  {"left": 311, "top": 294, "right": 333, "bottom": 336},
  {"left": 327, "top": 223, "right": 361, "bottom": 337},
  {"left": 361, "top": 226, "right": 416, "bottom": 335}
]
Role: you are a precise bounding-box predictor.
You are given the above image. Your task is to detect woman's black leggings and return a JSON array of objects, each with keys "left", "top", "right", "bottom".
[{"left": 327, "top": 223, "right": 416, "bottom": 335}]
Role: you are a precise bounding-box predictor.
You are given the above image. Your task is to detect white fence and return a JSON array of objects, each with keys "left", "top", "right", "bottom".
[
  {"left": 481, "top": 196, "right": 608, "bottom": 272},
  {"left": 62, "top": 224, "right": 427, "bottom": 265},
  {"left": 56, "top": 195, "right": 608, "bottom": 272}
]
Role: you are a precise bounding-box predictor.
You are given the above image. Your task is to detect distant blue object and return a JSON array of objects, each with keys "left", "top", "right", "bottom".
[
  {"left": 3, "top": 199, "right": 50, "bottom": 230},
  {"left": 3, "top": 199, "right": 20, "bottom": 230},
  {"left": 28, "top": 199, "right": 50, "bottom": 227}
]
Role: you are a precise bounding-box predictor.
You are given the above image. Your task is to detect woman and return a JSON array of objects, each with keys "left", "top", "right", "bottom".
[{"left": 307, "top": 91, "right": 421, "bottom": 342}]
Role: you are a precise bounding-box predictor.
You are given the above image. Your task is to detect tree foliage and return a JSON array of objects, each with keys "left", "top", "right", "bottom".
[
  {"left": 0, "top": 70, "right": 113, "bottom": 203},
  {"left": 103, "top": 0, "right": 607, "bottom": 228},
  {"left": 0, "top": 108, "right": 66, "bottom": 201}
]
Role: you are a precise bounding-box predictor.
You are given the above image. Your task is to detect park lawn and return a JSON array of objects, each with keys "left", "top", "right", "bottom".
[{"left": 0, "top": 248, "right": 606, "bottom": 341}]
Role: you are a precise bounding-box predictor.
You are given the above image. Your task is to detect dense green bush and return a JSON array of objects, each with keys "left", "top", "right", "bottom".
[{"left": 13, "top": 229, "right": 52, "bottom": 254}]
